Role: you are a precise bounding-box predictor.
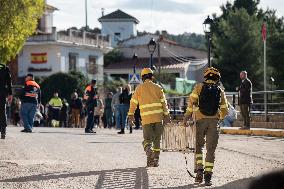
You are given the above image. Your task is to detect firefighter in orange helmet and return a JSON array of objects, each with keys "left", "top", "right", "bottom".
[{"left": 128, "top": 68, "right": 171, "bottom": 167}]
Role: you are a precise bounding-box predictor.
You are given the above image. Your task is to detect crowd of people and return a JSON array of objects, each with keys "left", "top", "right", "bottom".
[{"left": 5, "top": 79, "right": 142, "bottom": 134}]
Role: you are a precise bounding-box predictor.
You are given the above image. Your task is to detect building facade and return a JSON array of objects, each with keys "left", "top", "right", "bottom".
[
  {"left": 98, "top": 9, "right": 139, "bottom": 47},
  {"left": 14, "top": 4, "right": 111, "bottom": 83}
]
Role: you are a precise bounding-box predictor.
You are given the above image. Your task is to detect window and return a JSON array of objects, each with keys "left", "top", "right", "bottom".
[
  {"left": 69, "top": 53, "right": 78, "bottom": 71},
  {"left": 114, "top": 32, "right": 121, "bottom": 42},
  {"left": 87, "top": 56, "right": 98, "bottom": 74}
]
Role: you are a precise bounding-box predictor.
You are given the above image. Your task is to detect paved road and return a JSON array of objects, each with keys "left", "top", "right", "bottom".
[{"left": 0, "top": 126, "right": 283, "bottom": 189}]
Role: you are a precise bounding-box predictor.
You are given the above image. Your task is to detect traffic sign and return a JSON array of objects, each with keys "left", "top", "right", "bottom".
[{"left": 129, "top": 74, "right": 141, "bottom": 84}]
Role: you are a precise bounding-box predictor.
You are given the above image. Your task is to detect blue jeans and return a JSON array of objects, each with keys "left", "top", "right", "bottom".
[
  {"left": 105, "top": 108, "right": 113, "bottom": 128},
  {"left": 120, "top": 104, "right": 130, "bottom": 130},
  {"left": 20, "top": 103, "right": 37, "bottom": 130},
  {"left": 114, "top": 105, "right": 122, "bottom": 129},
  {"left": 222, "top": 116, "right": 234, "bottom": 127}
]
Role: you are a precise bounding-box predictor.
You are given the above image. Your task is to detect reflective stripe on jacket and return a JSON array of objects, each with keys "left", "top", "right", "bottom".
[
  {"left": 185, "top": 82, "right": 229, "bottom": 120},
  {"left": 22, "top": 80, "right": 41, "bottom": 104},
  {"left": 128, "top": 79, "right": 169, "bottom": 126}
]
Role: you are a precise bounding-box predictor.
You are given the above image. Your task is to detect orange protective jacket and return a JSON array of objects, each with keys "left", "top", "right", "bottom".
[{"left": 128, "top": 79, "right": 170, "bottom": 126}]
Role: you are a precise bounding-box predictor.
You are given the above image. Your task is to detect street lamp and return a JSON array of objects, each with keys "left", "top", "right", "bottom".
[
  {"left": 132, "top": 53, "right": 138, "bottom": 74},
  {"left": 203, "top": 15, "right": 213, "bottom": 67},
  {"left": 147, "top": 38, "right": 156, "bottom": 70}
]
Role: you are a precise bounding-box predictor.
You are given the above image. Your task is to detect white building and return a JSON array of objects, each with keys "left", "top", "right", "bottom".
[
  {"left": 17, "top": 4, "right": 111, "bottom": 83},
  {"left": 98, "top": 9, "right": 139, "bottom": 47},
  {"left": 104, "top": 34, "right": 208, "bottom": 83}
]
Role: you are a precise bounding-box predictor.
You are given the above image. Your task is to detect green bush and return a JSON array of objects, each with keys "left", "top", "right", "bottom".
[{"left": 40, "top": 71, "right": 88, "bottom": 104}]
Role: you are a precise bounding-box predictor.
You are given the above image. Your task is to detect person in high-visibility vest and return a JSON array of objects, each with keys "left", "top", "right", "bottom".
[
  {"left": 128, "top": 68, "right": 171, "bottom": 167},
  {"left": 48, "top": 92, "right": 63, "bottom": 127},
  {"left": 84, "top": 79, "right": 98, "bottom": 133},
  {"left": 20, "top": 74, "right": 41, "bottom": 133},
  {"left": 183, "top": 67, "right": 228, "bottom": 186}
]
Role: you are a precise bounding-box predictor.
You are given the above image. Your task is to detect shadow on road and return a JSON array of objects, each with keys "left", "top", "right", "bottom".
[{"left": 0, "top": 165, "right": 255, "bottom": 189}]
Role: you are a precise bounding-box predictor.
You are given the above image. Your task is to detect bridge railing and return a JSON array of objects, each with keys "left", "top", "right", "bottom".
[{"left": 166, "top": 90, "right": 284, "bottom": 119}]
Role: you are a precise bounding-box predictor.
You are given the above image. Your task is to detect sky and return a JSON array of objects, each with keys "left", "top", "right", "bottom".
[{"left": 47, "top": 0, "right": 284, "bottom": 35}]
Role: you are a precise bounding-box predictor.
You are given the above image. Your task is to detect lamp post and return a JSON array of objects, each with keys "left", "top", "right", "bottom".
[
  {"left": 132, "top": 53, "right": 138, "bottom": 74},
  {"left": 147, "top": 38, "right": 157, "bottom": 70},
  {"left": 203, "top": 15, "right": 213, "bottom": 67}
]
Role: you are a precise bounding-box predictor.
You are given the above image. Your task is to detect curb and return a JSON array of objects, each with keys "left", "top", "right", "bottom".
[{"left": 220, "top": 128, "right": 284, "bottom": 138}]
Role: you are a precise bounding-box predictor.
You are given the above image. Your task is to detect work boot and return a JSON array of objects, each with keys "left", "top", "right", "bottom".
[
  {"left": 195, "top": 169, "right": 204, "bottom": 183},
  {"left": 153, "top": 158, "right": 159, "bottom": 167},
  {"left": 147, "top": 156, "right": 154, "bottom": 167},
  {"left": 1, "top": 134, "right": 5, "bottom": 139},
  {"left": 117, "top": 129, "right": 125, "bottom": 134},
  {"left": 204, "top": 171, "right": 212, "bottom": 186},
  {"left": 129, "top": 125, "right": 132, "bottom": 134}
]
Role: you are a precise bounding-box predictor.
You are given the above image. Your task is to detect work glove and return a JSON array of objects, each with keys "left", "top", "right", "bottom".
[
  {"left": 128, "top": 115, "right": 135, "bottom": 124},
  {"left": 183, "top": 114, "right": 193, "bottom": 127},
  {"left": 163, "top": 114, "right": 172, "bottom": 125}
]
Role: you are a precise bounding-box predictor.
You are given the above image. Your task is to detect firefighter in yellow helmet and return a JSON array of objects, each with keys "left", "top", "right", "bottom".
[
  {"left": 184, "top": 67, "right": 228, "bottom": 186},
  {"left": 128, "top": 68, "right": 171, "bottom": 167}
]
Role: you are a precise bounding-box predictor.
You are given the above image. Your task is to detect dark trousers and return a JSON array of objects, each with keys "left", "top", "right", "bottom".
[
  {"left": 86, "top": 107, "right": 94, "bottom": 131},
  {"left": 240, "top": 104, "right": 250, "bottom": 128},
  {"left": 0, "top": 95, "right": 7, "bottom": 135}
]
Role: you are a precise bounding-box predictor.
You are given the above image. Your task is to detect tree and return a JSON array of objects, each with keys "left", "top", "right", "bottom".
[
  {"left": 212, "top": 9, "right": 262, "bottom": 91},
  {"left": 0, "top": 0, "right": 44, "bottom": 64},
  {"left": 264, "top": 10, "right": 284, "bottom": 89},
  {"left": 104, "top": 49, "right": 123, "bottom": 67}
]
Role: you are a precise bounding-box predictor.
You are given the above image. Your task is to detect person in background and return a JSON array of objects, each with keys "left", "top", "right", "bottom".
[
  {"left": 237, "top": 71, "right": 253, "bottom": 130},
  {"left": 59, "top": 98, "right": 69, "bottom": 127},
  {"left": 219, "top": 103, "right": 237, "bottom": 127},
  {"left": 33, "top": 108, "right": 43, "bottom": 127},
  {"left": 104, "top": 92, "right": 114, "bottom": 128},
  {"left": 112, "top": 87, "right": 122, "bottom": 130},
  {"left": 20, "top": 73, "right": 41, "bottom": 133},
  {"left": 84, "top": 80, "right": 98, "bottom": 133},
  {"left": 11, "top": 97, "right": 21, "bottom": 126},
  {"left": 94, "top": 96, "right": 104, "bottom": 128},
  {"left": 134, "top": 105, "right": 141, "bottom": 130},
  {"left": 118, "top": 85, "right": 132, "bottom": 134},
  {"left": 48, "top": 91, "right": 63, "bottom": 127},
  {"left": 0, "top": 63, "right": 13, "bottom": 139},
  {"left": 70, "top": 92, "right": 83, "bottom": 128}
]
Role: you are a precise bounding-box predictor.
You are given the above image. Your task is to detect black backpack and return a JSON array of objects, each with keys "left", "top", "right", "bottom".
[{"left": 198, "top": 83, "right": 221, "bottom": 116}]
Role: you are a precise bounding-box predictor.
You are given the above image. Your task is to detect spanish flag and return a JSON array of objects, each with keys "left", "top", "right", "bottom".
[{"left": 31, "top": 53, "right": 47, "bottom": 64}]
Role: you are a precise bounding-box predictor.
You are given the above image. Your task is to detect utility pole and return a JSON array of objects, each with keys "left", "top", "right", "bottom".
[{"left": 85, "top": 0, "right": 88, "bottom": 30}]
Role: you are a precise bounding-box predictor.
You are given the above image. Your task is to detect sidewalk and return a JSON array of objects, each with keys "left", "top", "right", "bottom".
[{"left": 220, "top": 127, "right": 284, "bottom": 137}]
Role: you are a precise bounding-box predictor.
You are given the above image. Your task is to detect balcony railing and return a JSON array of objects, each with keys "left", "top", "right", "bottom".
[{"left": 27, "top": 27, "right": 110, "bottom": 48}]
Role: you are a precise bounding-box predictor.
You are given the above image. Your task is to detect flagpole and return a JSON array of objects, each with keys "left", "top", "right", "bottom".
[
  {"left": 263, "top": 21, "right": 268, "bottom": 122},
  {"left": 264, "top": 38, "right": 267, "bottom": 121}
]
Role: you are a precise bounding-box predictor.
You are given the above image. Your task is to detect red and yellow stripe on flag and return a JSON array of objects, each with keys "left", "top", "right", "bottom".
[{"left": 31, "top": 53, "right": 47, "bottom": 64}]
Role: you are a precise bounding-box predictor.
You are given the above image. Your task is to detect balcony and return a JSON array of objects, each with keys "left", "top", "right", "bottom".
[{"left": 27, "top": 27, "right": 110, "bottom": 48}]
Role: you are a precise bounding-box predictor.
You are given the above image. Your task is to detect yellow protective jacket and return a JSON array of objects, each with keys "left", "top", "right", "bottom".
[
  {"left": 185, "top": 82, "right": 228, "bottom": 120},
  {"left": 128, "top": 79, "right": 170, "bottom": 126}
]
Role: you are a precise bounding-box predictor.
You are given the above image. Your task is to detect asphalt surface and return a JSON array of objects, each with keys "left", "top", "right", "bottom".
[{"left": 0, "top": 126, "right": 283, "bottom": 189}]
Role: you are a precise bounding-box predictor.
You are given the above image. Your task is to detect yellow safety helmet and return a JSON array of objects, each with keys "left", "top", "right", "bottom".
[
  {"left": 204, "top": 67, "right": 221, "bottom": 78},
  {"left": 141, "top": 68, "right": 153, "bottom": 77}
]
